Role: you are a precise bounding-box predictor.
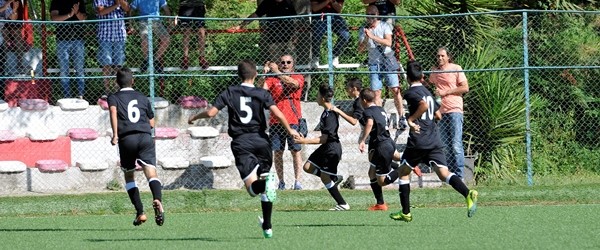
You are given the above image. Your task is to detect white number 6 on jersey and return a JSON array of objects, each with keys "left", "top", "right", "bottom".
[{"left": 128, "top": 100, "right": 140, "bottom": 123}]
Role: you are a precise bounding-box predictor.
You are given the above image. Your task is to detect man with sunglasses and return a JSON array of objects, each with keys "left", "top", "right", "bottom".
[
  {"left": 261, "top": 54, "right": 305, "bottom": 190},
  {"left": 358, "top": 5, "right": 407, "bottom": 131}
]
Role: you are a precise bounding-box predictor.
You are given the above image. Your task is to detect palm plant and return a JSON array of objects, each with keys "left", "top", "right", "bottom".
[{"left": 460, "top": 45, "right": 527, "bottom": 181}]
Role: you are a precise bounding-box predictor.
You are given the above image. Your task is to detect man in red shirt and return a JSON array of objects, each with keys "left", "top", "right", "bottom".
[{"left": 262, "top": 54, "right": 305, "bottom": 190}]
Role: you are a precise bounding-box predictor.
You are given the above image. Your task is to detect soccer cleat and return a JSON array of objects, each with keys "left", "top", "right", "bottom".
[
  {"left": 258, "top": 216, "right": 272, "bottom": 239},
  {"left": 389, "top": 211, "right": 412, "bottom": 222},
  {"left": 293, "top": 181, "right": 303, "bottom": 190},
  {"left": 278, "top": 181, "right": 286, "bottom": 191},
  {"left": 329, "top": 204, "right": 350, "bottom": 211},
  {"left": 153, "top": 199, "right": 165, "bottom": 226},
  {"left": 133, "top": 213, "right": 147, "bottom": 226},
  {"left": 264, "top": 172, "right": 277, "bottom": 202},
  {"left": 368, "top": 203, "right": 388, "bottom": 211},
  {"left": 332, "top": 57, "right": 340, "bottom": 68},
  {"left": 398, "top": 117, "right": 408, "bottom": 131},
  {"left": 466, "top": 190, "right": 478, "bottom": 218}
]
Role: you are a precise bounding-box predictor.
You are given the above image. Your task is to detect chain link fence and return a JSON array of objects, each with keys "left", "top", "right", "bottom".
[{"left": 0, "top": 10, "right": 599, "bottom": 194}]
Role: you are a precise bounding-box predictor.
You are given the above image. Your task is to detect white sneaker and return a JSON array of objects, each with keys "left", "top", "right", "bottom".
[
  {"left": 329, "top": 204, "right": 350, "bottom": 211},
  {"left": 311, "top": 58, "right": 320, "bottom": 68},
  {"left": 332, "top": 57, "right": 340, "bottom": 67},
  {"left": 258, "top": 216, "right": 273, "bottom": 238}
]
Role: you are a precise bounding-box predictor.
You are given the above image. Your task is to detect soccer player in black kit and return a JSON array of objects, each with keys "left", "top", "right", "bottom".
[
  {"left": 188, "top": 59, "right": 299, "bottom": 239},
  {"left": 108, "top": 67, "right": 164, "bottom": 226},
  {"left": 295, "top": 84, "right": 349, "bottom": 211},
  {"left": 389, "top": 60, "right": 478, "bottom": 222}
]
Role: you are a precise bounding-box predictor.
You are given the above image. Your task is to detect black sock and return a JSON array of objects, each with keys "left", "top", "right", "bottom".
[
  {"left": 148, "top": 179, "right": 162, "bottom": 202},
  {"left": 384, "top": 170, "right": 399, "bottom": 185},
  {"left": 448, "top": 175, "right": 469, "bottom": 197},
  {"left": 261, "top": 201, "right": 273, "bottom": 230},
  {"left": 399, "top": 184, "right": 410, "bottom": 214},
  {"left": 327, "top": 186, "right": 347, "bottom": 205},
  {"left": 251, "top": 180, "right": 266, "bottom": 194},
  {"left": 127, "top": 187, "right": 144, "bottom": 216},
  {"left": 370, "top": 178, "right": 384, "bottom": 204}
]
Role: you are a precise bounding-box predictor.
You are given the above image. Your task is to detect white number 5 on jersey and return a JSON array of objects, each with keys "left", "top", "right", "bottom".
[{"left": 239, "top": 96, "right": 252, "bottom": 124}]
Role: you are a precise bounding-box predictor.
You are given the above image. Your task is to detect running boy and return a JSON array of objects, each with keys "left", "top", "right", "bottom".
[
  {"left": 295, "top": 84, "right": 349, "bottom": 211},
  {"left": 108, "top": 67, "right": 165, "bottom": 226},
  {"left": 188, "top": 59, "right": 299, "bottom": 238}
]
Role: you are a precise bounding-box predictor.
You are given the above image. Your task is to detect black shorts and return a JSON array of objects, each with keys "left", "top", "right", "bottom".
[
  {"left": 369, "top": 139, "right": 396, "bottom": 175},
  {"left": 307, "top": 142, "right": 342, "bottom": 175},
  {"left": 231, "top": 133, "right": 273, "bottom": 180},
  {"left": 118, "top": 133, "right": 156, "bottom": 172},
  {"left": 400, "top": 146, "right": 447, "bottom": 168},
  {"left": 178, "top": 5, "right": 206, "bottom": 28}
]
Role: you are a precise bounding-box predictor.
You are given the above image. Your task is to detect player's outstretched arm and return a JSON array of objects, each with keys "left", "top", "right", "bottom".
[
  {"left": 332, "top": 106, "right": 358, "bottom": 126},
  {"left": 358, "top": 118, "right": 373, "bottom": 153},
  {"left": 269, "top": 105, "right": 300, "bottom": 139},
  {"left": 188, "top": 107, "right": 219, "bottom": 124}
]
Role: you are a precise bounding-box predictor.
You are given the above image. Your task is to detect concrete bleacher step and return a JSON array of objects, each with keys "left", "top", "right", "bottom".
[
  {"left": 0, "top": 99, "right": 8, "bottom": 111},
  {"left": 57, "top": 98, "right": 89, "bottom": 111},
  {"left": 155, "top": 127, "right": 179, "bottom": 139},
  {"left": 187, "top": 126, "right": 219, "bottom": 139},
  {"left": 19, "top": 99, "right": 49, "bottom": 111},
  {"left": 68, "top": 128, "right": 99, "bottom": 140},
  {"left": 0, "top": 130, "right": 17, "bottom": 142},
  {"left": 97, "top": 98, "right": 109, "bottom": 110},
  {"left": 36, "top": 159, "right": 69, "bottom": 173},
  {"left": 178, "top": 96, "right": 208, "bottom": 109},
  {"left": 200, "top": 156, "right": 232, "bottom": 169},
  {"left": 149, "top": 97, "right": 169, "bottom": 109},
  {"left": 0, "top": 161, "right": 27, "bottom": 194},
  {"left": 27, "top": 129, "right": 59, "bottom": 141},
  {"left": 158, "top": 157, "right": 190, "bottom": 169},
  {"left": 76, "top": 161, "right": 109, "bottom": 171}
]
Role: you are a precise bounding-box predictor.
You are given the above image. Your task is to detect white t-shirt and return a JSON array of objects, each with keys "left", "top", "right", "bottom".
[{"left": 359, "top": 21, "right": 396, "bottom": 65}]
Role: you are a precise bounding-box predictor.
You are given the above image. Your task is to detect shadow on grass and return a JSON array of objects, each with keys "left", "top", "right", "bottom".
[{"left": 86, "top": 237, "right": 222, "bottom": 242}]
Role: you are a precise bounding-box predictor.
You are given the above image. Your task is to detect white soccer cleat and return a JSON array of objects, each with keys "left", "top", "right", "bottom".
[{"left": 329, "top": 204, "right": 350, "bottom": 211}]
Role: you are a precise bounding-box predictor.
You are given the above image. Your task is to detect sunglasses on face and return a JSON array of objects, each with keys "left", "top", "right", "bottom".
[{"left": 280, "top": 61, "right": 293, "bottom": 65}]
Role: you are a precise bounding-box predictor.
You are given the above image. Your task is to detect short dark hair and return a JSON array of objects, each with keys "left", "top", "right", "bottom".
[
  {"left": 318, "top": 84, "right": 334, "bottom": 102},
  {"left": 346, "top": 78, "right": 363, "bottom": 91},
  {"left": 406, "top": 60, "right": 424, "bottom": 83},
  {"left": 238, "top": 59, "right": 257, "bottom": 81},
  {"left": 359, "top": 88, "right": 376, "bottom": 102},
  {"left": 116, "top": 67, "right": 133, "bottom": 88}
]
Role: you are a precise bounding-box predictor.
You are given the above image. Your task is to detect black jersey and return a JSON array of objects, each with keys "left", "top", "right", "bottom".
[
  {"left": 370, "top": 0, "right": 396, "bottom": 16},
  {"left": 403, "top": 83, "right": 442, "bottom": 149},
  {"left": 352, "top": 97, "right": 366, "bottom": 126},
  {"left": 319, "top": 109, "right": 340, "bottom": 143},
  {"left": 363, "top": 105, "right": 391, "bottom": 147},
  {"left": 107, "top": 88, "right": 154, "bottom": 138},
  {"left": 213, "top": 84, "right": 275, "bottom": 138}
]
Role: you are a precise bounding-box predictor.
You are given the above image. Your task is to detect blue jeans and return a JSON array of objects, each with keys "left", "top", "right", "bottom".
[
  {"left": 439, "top": 112, "right": 465, "bottom": 178},
  {"left": 311, "top": 16, "right": 349, "bottom": 59},
  {"left": 57, "top": 40, "right": 85, "bottom": 97}
]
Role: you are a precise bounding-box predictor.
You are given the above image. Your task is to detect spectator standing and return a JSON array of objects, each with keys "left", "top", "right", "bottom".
[
  {"left": 310, "top": 0, "right": 349, "bottom": 67},
  {"left": 188, "top": 59, "right": 299, "bottom": 238},
  {"left": 177, "top": 0, "right": 208, "bottom": 69},
  {"left": 361, "top": 0, "right": 399, "bottom": 23},
  {"left": 428, "top": 47, "right": 469, "bottom": 179},
  {"left": 94, "top": 0, "right": 129, "bottom": 98},
  {"left": 229, "top": 0, "right": 297, "bottom": 63},
  {"left": 130, "top": 0, "right": 172, "bottom": 73},
  {"left": 50, "top": 0, "right": 87, "bottom": 99},
  {"left": 261, "top": 54, "right": 305, "bottom": 190},
  {"left": 358, "top": 5, "right": 407, "bottom": 130},
  {"left": 108, "top": 67, "right": 165, "bottom": 227},
  {"left": 0, "top": 0, "right": 13, "bottom": 76}
]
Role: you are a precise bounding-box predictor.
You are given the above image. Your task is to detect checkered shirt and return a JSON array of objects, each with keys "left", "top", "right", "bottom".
[{"left": 94, "top": 0, "right": 127, "bottom": 42}]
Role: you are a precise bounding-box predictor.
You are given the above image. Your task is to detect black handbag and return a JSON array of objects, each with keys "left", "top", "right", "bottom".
[{"left": 287, "top": 97, "right": 308, "bottom": 137}]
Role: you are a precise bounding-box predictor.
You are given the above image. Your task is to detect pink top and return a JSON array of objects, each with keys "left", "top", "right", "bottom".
[{"left": 429, "top": 63, "right": 468, "bottom": 114}]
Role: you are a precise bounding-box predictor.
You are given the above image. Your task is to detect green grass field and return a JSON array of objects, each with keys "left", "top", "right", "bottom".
[{"left": 1, "top": 182, "right": 599, "bottom": 249}]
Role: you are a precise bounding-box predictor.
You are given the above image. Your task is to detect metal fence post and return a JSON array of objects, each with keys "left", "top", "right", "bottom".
[{"left": 522, "top": 11, "right": 533, "bottom": 186}]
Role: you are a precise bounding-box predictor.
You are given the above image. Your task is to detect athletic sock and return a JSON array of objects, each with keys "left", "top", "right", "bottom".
[
  {"left": 126, "top": 182, "right": 144, "bottom": 215},
  {"left": 260, "top": 197, "right": 273, "bottom": 230},
  {"left": 251, "top": 180, "right": 266, "bottom": 195},
  {"left": 447, "top": 174, "right": 469, "bottom": 197},
  {"left": 370, "top": 178, "right": 384, "bottom": 204},
  {"left": 326, "top": 182, "right": 347, "bottom": 205},
  {"left": 384, "top": 170, "right": 399, "bottom": 185},
  {"left": 311, "top": 168, "right": 322, "bottom": 177},
  {"left": 399, "top": 182, "right": 410, "bottom": 215},
  {"left": 148, "top": 178, "right": 162, "bottom": 202}
]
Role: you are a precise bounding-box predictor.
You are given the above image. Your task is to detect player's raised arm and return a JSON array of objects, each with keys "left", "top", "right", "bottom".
[
  {"left": 188, "top": 107, "right": 219, "bottom": 124},
  {"left": 269, "top": 105, "right": 299, "bottom": 138},
  {"left": 332, "top": 106, "right": 358, "bottom": 126}
]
